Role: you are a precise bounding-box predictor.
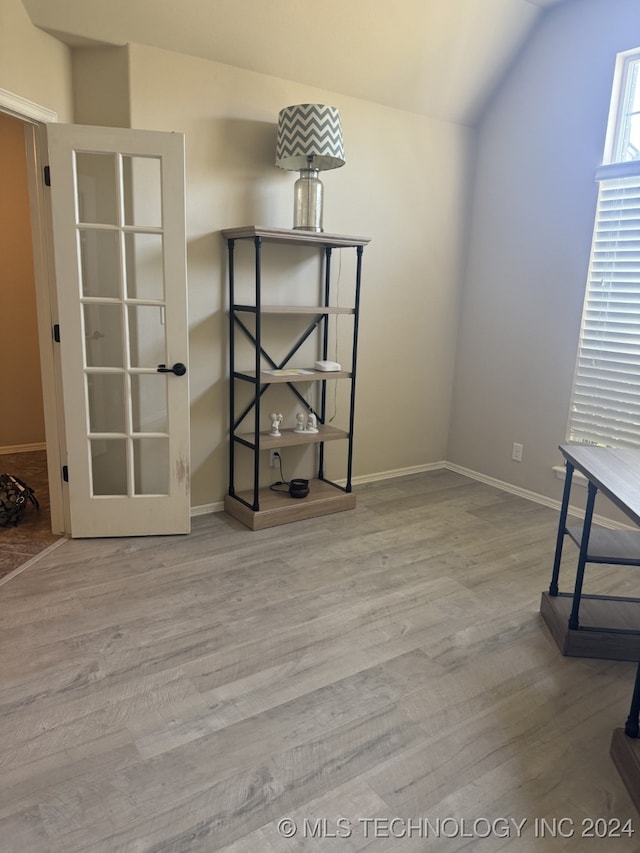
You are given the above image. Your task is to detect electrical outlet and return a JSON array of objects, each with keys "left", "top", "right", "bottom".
[
  {"left": 512, "top": 442, "right": 524, "bottom": 462},
  {"left": 269, "top": 449, "right": 281, "bottom": 468}
]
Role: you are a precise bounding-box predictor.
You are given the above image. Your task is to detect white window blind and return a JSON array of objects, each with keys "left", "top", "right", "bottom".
[
  {"left": 567, "top": 49, "right": 640, "bottom": 447},
  {"left": 568, "top": 174, "right": 640, "bottom": 446}
]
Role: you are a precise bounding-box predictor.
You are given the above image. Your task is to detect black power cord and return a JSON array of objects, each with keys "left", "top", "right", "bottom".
[{"left": 269, "top": 452, "right": 290, "bottom": 493}]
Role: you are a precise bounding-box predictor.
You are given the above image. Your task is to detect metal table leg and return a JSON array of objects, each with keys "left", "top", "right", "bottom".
[
  {"left": 568, "top": 480, "right": 597, "bottom": 630},
  {"left": 549, "top": 460, "right": 574, "bottom": 596}
]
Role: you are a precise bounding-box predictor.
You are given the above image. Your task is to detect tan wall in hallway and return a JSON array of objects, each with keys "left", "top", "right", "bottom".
[{"left": 0, "top": 113, "right": 46, "bottom": 448}]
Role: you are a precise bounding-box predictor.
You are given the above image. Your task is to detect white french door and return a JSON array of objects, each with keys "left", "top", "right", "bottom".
[{"left": 46, "top": 124, "right": 190, "bottom": 537}]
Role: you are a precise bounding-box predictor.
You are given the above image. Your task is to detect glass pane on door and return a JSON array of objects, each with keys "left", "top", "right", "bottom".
[
  {"left": 84, "top": 304, "right": 124, "bottom": 368},
  {"left": 123, "top": 156, "right": 162, "bottom": 227},
  {"left": 134, "top": 438, "right": 169, "bottom": 494},
  {"left": 91, "top": 439, "right": 127, "bottom": 495},
  {"left": 128, "top": 304, "right": 166, "bottom": 368},
  {"left": 125, "top": 232, "right": 164, "bottom": 300},
  {"left": 84, "top": 302, "right": 124, "bottom": 367},
  {"left": 131, "top": 374, "right": 168, "bottom": 432},
  {"left": 75, "top": 153, "right": 118, "bottom": 224},
  {"left": 87, "top": 374, "right": 126, "bottom": 433},
  {"left": 79, "top": 230, "right": 120, "bottom": 298}
]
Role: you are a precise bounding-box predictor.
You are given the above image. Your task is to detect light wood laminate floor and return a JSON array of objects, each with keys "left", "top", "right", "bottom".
[{"left": 1, "top": 470, "right": 640, "bottom": 852}]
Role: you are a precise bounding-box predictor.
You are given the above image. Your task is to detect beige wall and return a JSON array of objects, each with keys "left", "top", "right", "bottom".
[
  {"left": 448, "top": 0, "right": 640, "bottom": 515},
  {"left": 20, "top": 0, "right": 626, "bottom": 515},
  {"left": 125, "top": 44, "right": 473, "bottom": 507},
  {"left": 0, "top": 0, "right": 73, "bottom": 120},
  {"left": 1, "top": 0, "right": 472, "bottom": 509},
  {"left": 72, "top": 47, "right": 131, "bottom": 127},
  {"left": 0, "top": 112, "right": 45, "bottom": 447}
]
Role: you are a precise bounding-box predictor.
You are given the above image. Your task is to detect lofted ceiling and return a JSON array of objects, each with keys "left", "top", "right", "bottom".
[{"left": 23, "top": 0, "right": 567, "bottom": 125}]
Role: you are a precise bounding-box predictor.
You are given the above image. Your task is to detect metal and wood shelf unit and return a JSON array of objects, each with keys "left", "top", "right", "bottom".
[{"left": 222, "top": 226, "right": 370, "bottom": 530}]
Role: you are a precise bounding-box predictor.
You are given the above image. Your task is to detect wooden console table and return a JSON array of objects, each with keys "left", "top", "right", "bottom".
[{"left": 540, "top": 444, "right": 640, "bottom": 661}]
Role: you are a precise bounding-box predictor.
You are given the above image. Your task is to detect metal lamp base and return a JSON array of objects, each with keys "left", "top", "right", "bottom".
[{"left": 293, "top": 168, "right": 323, "bottom": 232}]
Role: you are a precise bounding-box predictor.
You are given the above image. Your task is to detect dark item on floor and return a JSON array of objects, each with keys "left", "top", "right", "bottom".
[{"left": 0, "top": 474, "right": 40, "bottom": 527}]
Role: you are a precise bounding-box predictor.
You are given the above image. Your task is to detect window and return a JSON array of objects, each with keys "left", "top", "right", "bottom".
[{"left": 567, "top": 49, "right": 640, "bottom": 446}]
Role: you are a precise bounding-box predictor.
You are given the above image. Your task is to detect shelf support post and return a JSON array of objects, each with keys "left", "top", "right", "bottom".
[
  {"left": 252, "top": 236, "right": 262, "bottom": 510},
  {"left": 228, "top": 238, "right": 236, "bottom": 497},
  {"left": 345, "top": 244, "right": 364, "bottom": 492},
  {"left": 318, "top": 246, "right": 332, "bottom": 480}
]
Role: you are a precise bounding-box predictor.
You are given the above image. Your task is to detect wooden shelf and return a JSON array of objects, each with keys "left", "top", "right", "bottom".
[
  {"left": 224, "top": 479, "right": 356, "bottom": 530},
  {"left": 234, "top": 369, "right": 351, "bottom": 384},
  {"left": 236, "top": 424, "right": 348, "bottom": 450},
  {"left": 234, "top": 305, "right": 354, "bottom": 315},
  {"left": 222, "top": 225, "right": 370, "bottom": 249},
  {"left": 566, "top": 526, "right": 640, "bottom": 564}
]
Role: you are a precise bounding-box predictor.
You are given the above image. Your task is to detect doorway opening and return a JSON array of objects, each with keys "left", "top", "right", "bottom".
[
  {"left": 0, "top": 90, "right": 67, "bottom": 561},
  {"left": 0, "top": 111, "right": 62, "bottom": 579}
]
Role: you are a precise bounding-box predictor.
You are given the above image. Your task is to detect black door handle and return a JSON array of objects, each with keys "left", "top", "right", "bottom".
[{"left": 157, "top": 362, "right": 187, "bottom": 376}]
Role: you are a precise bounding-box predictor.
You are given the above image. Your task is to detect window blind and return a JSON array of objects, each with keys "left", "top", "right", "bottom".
[{"left": 568, "top": 173, "right": 640, "bottom": 446}]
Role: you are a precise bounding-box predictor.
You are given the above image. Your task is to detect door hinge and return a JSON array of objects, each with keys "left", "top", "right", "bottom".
[
  {"left": 62, "top": 465, "right": 69, "bottom": 483},
  {"left": 53, "top": 324, "right": 61, "bottom": 342},
  {"left": 43, "top": 165, "right": 51, "bottom": 187}
]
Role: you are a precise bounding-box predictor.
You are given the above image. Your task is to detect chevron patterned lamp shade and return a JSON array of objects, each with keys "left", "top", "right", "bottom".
[{"left": 275, "top": 103, "right": 345, "bottom": 232}]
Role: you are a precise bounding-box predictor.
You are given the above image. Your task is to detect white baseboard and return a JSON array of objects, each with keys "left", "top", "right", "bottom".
[
  {"left": 192, "top": 460, "right": 632, "bottom": 531},
  {"left": 0, "top": 442, "right": 47, "bottom": 455},
  {"left": 191, "top": 463, "right": 447, "bottom": 517},
  {"left": 191, "top": 501, "right": 224, "bottom": 517},
  {"left": 444, "top": 462, "right": 633, "bottom": 531},
  {"left": 350, "top": 461, "right": 446, "bottom": 486},
  {"left": 552, "top": 464, "right": 587, "bottom": 485}
]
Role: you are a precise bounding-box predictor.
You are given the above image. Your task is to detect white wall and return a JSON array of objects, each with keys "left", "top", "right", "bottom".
[
  {"left": 127, "top": 44, "right": 474, "bottom": 508},
  {"left": 18, "top": 0, "right": 619, "bottom": 516},
  {"left": 448, "top": 0, "right": 640, "bottom": 509},
  {"left": 72, "top": 47, "right": 130, "bottom": 128},
  {"left": 0, "top": 0, "right": 473, "bottom": 511},
  {"left": 0, "top": 0, "right": 72, "bottom": 119}
]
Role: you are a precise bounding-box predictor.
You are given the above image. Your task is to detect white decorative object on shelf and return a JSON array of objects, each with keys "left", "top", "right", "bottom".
[
  {"left": 270, "top": 412, "right": 283, "bottom": 436},
  {"left": 314, "top": 359, "right": 341, "bottom": 371}
]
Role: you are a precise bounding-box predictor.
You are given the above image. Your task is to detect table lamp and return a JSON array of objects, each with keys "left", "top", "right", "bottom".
[{"left": 275, "top": 103, "right": 345, "bottom": 232}]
